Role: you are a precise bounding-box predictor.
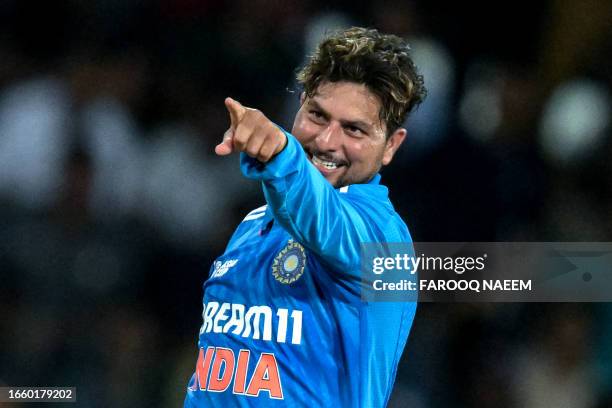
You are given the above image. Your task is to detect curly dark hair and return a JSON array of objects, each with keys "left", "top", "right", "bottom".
[{"left": 297, "top": 27, "right": 427, "bottom": 136}]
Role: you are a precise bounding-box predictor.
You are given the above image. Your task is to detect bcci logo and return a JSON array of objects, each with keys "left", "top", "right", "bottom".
[{"left": 272, "top": 240, "right": 306, "bottom": 284}]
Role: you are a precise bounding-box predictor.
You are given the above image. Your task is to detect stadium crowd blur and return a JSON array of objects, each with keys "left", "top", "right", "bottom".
[{"left": 1, "top": 1, "right": 611, "bottom": 407}]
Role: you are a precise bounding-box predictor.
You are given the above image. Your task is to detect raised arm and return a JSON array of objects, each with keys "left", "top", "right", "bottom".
[{"left": 216, "top": 98, "right": 395, "bottom": 275}]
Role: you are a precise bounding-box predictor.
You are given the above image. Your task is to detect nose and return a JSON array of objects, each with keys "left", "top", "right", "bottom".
[{"left": 315, "top": 122, "right": 342, "bottom": 152}]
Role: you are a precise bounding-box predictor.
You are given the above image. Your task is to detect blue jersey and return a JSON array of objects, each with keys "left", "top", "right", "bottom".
[{"left": 184, "top": 130, "right": 417, "bottom": 408}]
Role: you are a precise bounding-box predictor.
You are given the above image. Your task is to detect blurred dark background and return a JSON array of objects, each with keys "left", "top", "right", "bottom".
[{"left": 0, "top": 0, "right": 611, "bottom": 407}]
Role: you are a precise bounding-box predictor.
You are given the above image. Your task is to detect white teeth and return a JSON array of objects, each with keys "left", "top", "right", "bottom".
[{"left": 312, "top": 155, "right": 339, "bottom": 170}]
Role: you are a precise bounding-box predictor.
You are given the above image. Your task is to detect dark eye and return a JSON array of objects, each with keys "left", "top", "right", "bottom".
[
  {"left": 345, "top": 125, "right": 364, "bottom": 136},
  {"left": 309, "top": 110, "right": 324, "bottom": 119}
]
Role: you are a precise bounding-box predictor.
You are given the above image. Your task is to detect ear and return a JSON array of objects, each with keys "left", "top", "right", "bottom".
[
  {"left": 382, "top": 128, "right": 407, "bottom": 166},
  {"left": 299, "top": 92, "right": 306, "bottom": 105}
]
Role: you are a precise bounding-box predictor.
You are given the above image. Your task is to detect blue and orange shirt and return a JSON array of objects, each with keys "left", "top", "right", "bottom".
[{"left": 184, "top": 130, "right": 417, "bottom": 407}]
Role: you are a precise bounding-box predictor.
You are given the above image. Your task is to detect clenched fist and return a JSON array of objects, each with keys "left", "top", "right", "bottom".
[{"left": 215, "top": 97, "right": 287, "bottom": 163}]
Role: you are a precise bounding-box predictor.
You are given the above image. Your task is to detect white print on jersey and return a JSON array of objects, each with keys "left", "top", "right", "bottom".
[
  {"left": 210, "top": 259, "right": 238, "bottom": 278},
  {"left": 243, "top": 205, "right": 267, "bottom": 221},
  {"left": 199, "top": 302, "right": 303, "bottom": 345}
]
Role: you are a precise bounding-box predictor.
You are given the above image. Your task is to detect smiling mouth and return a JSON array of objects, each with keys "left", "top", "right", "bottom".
[
  {"left": 308, "top": 152, "right": 347, "bottom": 174},
  {"left": 311, "top": 155, "right": 342, "bottom": 170}
]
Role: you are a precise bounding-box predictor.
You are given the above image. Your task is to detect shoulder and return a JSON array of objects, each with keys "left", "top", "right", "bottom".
[
  {"left": 337, "top": 180, "right": 390, "bottom": 207},
  {"left": 340, "top": 184, "right": 411, "bottom": 243},
  {"left": 241, "top": 204, "right": 268, "bottom": 222},
  {"left": 338, "top": 182, "right": 394, "bottom": 220},
  {"left": 223, "top": 205, "right": 268, "bottom": 251}
]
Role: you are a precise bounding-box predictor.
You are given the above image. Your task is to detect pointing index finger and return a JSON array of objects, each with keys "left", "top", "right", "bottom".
[{"left": 225, "top": 97, "right": 246, "bottom": 129}]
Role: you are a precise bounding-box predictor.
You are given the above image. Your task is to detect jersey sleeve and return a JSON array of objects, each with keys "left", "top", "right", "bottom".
[{"left": 239, "top": 128, "right": 399, "bottom": 278}]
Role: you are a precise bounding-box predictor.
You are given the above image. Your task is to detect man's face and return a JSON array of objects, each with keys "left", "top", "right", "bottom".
[{"left": 292, "top": 81, "right": 406, "bottom": 188}]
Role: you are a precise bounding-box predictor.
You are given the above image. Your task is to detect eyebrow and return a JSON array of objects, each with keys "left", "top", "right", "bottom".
[{"left": 307, "top": 99, "right": 374, "bottom": 131}]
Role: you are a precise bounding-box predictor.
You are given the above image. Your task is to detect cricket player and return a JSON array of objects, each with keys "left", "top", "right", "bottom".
[{"left": 185, "top": 27, "right": 426, "bottom": 407}]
